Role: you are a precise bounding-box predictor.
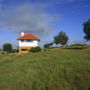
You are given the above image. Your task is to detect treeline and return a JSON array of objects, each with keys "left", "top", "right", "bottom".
[
  {"left": 44, "top": 19, "right": 90, "bottom": 48},
  {"left": 1, "top": 19, "right": 90, "bottom": 52}
]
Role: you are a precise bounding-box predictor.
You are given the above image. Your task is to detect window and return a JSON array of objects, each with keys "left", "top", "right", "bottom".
[
  {"left": 26, "top": 40, "right": 33, "bottom": 42},
  {"left": 21, "top": 40, "right": 25, "bottom": 42},
  {"left": 21, "top": 49, "right": 29, "bottom": 51}
]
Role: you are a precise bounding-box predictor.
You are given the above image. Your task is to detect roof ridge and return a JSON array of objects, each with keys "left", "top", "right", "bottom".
[{"left": 17, "top": 33, "right": 40, "bottom": 40}]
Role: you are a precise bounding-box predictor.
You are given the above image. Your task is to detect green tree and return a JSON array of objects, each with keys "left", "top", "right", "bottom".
[
  {"left": 3, "top": 43, "right": 12, "bottom": 53},
  {"left": 44, "top": 43, "right": 51, "bottom": 48},
  {"left": 49, "top": 42, "right": 54, "bottom": 47},
  {"left": 44, "top": 42, "right": 54, "bottom": 48},
  {"left": 54, "top": 31, "right": 69, "bottom": 46},
  {"left": 83, "top": 19, "right": 90, "bottom": 41}
]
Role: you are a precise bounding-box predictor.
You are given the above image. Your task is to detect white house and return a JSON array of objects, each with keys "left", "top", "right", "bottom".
[{"left": 17, "top": 32, "right": 40, "bottom": 54}]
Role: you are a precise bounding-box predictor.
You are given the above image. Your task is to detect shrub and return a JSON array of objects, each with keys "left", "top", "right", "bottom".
[
  {"left": 64, "top": 46, "right": 86, "bottom": 50},
  {"left": 44, "top": 43, "right": 51, "bottom": 48},
  {"left": 0, "top": 51, "right": 7, "bottom": 55},
  {"left": 29, "top": 47, "right": 41, "bottom": 53},
  {"left": 70, "top": 44, "right": 86, "bottom": 46},
  {"left": 63, "top": 43, "right": 87, "bottom": 50}
]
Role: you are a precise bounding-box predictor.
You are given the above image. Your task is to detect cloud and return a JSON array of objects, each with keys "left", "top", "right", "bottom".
[{"left": 0, "top": 3, "right": 60, "bottom": 36}]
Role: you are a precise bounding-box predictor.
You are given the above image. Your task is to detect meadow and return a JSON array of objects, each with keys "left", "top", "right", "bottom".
[{"left": 0, "top": 46, "right": 90, "bottom": 90}]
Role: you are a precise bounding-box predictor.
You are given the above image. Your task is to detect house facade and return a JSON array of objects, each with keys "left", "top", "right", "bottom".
[{"left": 17, "top": 32, "right": 40, "bottom": 54}]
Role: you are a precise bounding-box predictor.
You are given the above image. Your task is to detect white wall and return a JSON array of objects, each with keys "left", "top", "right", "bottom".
[{"left": 19, "top": 40, "right": 39, "bottom": 47}]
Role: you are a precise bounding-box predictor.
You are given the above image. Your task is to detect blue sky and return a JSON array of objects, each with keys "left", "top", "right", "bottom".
[{"left": 0, "top": 0, "right": 90, "bottom": 48}]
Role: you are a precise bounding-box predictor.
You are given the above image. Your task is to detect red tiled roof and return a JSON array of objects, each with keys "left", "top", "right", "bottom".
[{"left": 17, "top": 33, "right": 40, "bottom": 40}]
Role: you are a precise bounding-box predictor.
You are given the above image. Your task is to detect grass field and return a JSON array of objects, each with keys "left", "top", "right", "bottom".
[{"left": 0, "top": 47, "right": 90, "bottom": 90}]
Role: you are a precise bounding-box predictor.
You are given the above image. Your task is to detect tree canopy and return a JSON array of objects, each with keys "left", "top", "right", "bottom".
[
  {"left": 3, "top": 43, "right": 12, "bottom": 53},
  {"left": 44, "top": 42, "right": 53, "bottom": 48},
  {"left": 83, "top": 19, "right": 90, "bottom": 41},
  {"left": 54, "top": 31, "right": 69, "bottom": 46}
]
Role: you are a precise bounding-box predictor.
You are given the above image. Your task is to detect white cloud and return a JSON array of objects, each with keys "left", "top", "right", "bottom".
[{"left": 0, "top": 3, "right": 60, "bottom": 36}]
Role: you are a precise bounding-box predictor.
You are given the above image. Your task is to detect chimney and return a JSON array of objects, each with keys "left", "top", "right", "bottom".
[{"left": 21, "top": 32, "right": 24, "bottom": 36}]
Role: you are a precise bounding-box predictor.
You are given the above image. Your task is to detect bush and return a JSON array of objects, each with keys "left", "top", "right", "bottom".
[
  {"left": 70, "top": 44, "right": 86, "bottom": 46},
  {"left": 64, "top": 46, "right": 86, "bottom": 50},
  {"left": 64, "top": 44, "right": 87, "bottom": 50},
  {"left": 0, "top": 51, "right": 7, "bottom": 55},
  {"left": 29, "top": 47, "right": 41, "bottom": 53}
]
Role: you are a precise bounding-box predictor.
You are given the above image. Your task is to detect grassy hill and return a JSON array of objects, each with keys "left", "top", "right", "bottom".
[{"left": 0, "top": 47, "right": 90, "bottom": 90}]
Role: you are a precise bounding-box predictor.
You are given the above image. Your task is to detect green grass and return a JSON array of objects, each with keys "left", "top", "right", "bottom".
[{"left": 0, "top": 47, "right": 90, "bottom": 90}]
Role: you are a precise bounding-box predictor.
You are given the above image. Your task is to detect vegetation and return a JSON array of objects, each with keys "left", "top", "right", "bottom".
[
  {"left": 3, "top": 43, "right": 13, "bottom": 53},
  {"left": 64, "top": 46, "right": 86, "bottom": 49},
  {"left": 0, "top": 47, "right": 90, "bottom": 90},
  {"left": 0, "top": 51, "right": 7, "bottom": 55},
  {"left": 0, "top": 19, "right": 90, "bottom": 90},
  {"left": 44, "top": 42, "right": 53, "bottom": 48},
  {"left": 64, "top": 44, "right": 87, "bottom": 49},
  {"left": 54, "top": 31, "right": 69, "bottom": 46},
  {"left": 44, "top": 43, "right": 51, "bottom": 48},
  {"left": 30, "top": 46, "right": 41, "bottom": 53},
  {"left": 83, "top": 19, "right": 90, "bottom": 41},
  {"left": 70, "top": 43, "right": 86, "bottom": 46}
]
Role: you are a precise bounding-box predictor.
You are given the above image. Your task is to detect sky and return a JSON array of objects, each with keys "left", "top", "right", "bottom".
[{"left": 0, "top": 0, "right": 90, "bottom": 48}]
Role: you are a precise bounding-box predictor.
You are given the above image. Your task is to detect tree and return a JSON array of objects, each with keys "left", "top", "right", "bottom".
[
  {"left": 83, "top": 19, "right": 90, "bottom": 41},
  {"left": 49, "top": 42, "right": 54, "bottom": 47},
  {"left": 44, "top": 42, "right": 54, "bottom": 48},
  {"left": 44, "top": 43, "right": 51, "bottom": 48},
  {"left": 54, "top": 31, "right": 69, "bottom": 46},
  {"left": 3, "top": 43, "right": 12, "bottom": 53}
]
